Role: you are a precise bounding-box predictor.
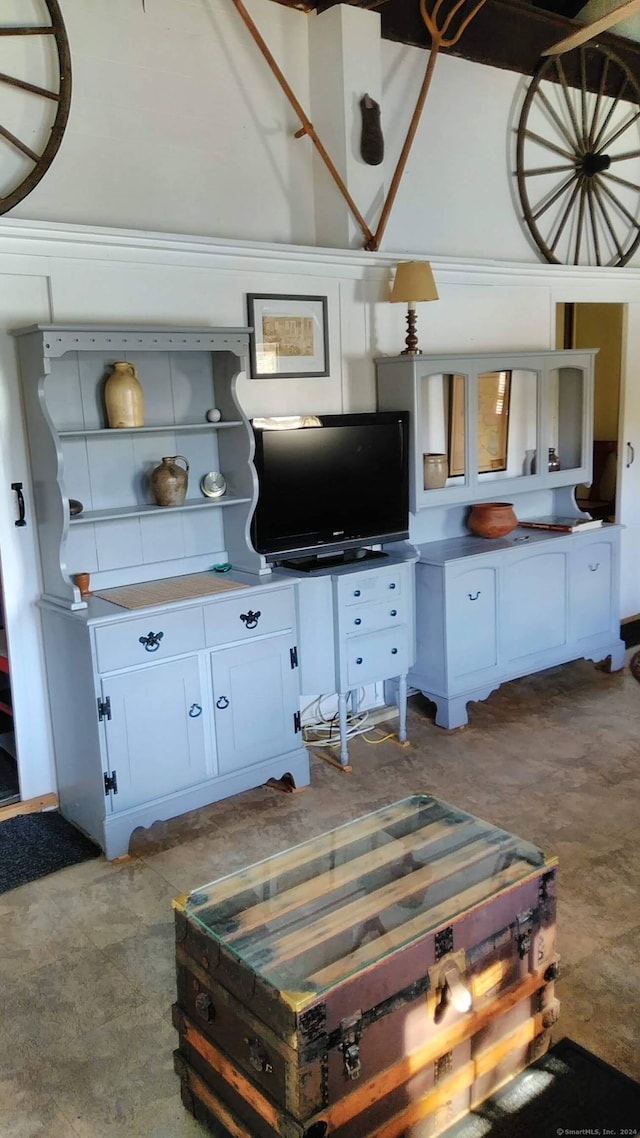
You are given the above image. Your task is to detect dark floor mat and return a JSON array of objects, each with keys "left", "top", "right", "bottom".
[
  {"left": 0, "top": 810, "right": 101, "bottom": 894},
  {"left": 442, "top": 1037, "right": 640, "bottom": 1138}
]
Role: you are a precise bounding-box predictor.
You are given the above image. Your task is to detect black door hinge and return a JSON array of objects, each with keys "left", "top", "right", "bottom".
[
  {"left": 290, "top": 645, "right": 299, "bottom": 669},
  {"left": 294, "top": 710, "right": 301, "bottom": 733},
  {"left": 97, "top": 696, "right": 111, "bottom": 722},
  {"left": 104, "top": 769, "right": 118, "bottom": 795}
]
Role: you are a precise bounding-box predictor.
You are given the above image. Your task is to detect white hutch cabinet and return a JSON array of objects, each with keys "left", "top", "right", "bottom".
[
  {"left": 13, "top": 325, "right": 309, "bottom": 857},
  {"left": 377, "top": 350, "right": 625, "bottom": 729}
]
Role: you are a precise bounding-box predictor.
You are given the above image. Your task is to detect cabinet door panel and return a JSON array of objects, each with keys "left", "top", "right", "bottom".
[
  {"left": 570, "top": 539, "right": 613, "bottom": 640},
  {"left": 446, "top": 566, "right": 498, "bottom": 678},
  {"left": 211, "top": 634, "right": 299, "bottom": 773},
  {"left": 502, "top": 551, "right": 567, "bottom": 661},
  {"left": 102, "top": 656, "right": 208, "bottom": 813}
]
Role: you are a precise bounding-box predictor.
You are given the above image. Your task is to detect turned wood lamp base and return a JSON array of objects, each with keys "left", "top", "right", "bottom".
[{"left": 401, "top": 305, "right": 422, "bottom": 355}]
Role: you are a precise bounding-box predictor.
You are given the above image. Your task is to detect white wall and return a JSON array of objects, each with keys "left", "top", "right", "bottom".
[
  {"left": 4, "top": 0, "right": 640, "bottom": 800},
  {"left": 1, "top": 1, "right": 573, "bottom": 262}
]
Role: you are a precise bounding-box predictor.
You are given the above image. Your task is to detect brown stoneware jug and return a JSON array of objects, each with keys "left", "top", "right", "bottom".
[
  {"left": 468, "top": 502, "right": 518, "bottom": 538},
  {"left": 150, "top": 455, "right": 189, "bottom": 507}
]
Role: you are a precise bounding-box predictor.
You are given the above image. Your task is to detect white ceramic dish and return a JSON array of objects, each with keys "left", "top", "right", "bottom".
[{"left": 200, "top": 471, "right": 227, "bottom": 498}]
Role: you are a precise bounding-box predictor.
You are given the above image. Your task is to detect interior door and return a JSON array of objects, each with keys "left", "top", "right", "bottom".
[{"left": 0, "top": 272, "right": 54, "bottom": 802}]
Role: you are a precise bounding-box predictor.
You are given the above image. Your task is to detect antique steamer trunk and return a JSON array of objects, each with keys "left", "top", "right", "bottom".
[{"left": 173, "top": 795, "right": 559, "bottom": 1138}]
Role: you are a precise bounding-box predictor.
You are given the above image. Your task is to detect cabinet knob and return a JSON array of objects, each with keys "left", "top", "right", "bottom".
[
  {"left": 139, "top": 631, "right": 164, "bottom": 651},
  {"left": 353, "top": 589, "right": 361, "bottom": 597},
  {"left": 391, "top": 647, "right": 398, "bottom": 654},
  {"left": 390, "top": 609, "right": 397, "bottom": 617},
  {"left": 354, "top": 617, "right": 362, "bottom": 625},
  {"left": 355, "top": 657, "right": 363, "bottom": 665},
  {"left": 389, "top": 582, "right": 396, "bottom": 589}
]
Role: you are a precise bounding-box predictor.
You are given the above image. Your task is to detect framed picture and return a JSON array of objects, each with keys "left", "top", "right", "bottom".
[
  {"left": 247, "top": 294, "right": 329, "bottom": 379},
  {"left": 448, "top": 370, "right": 512, "bottom": 477}
]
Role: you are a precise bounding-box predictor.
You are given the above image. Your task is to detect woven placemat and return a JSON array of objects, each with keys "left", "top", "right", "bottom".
[{"left": 94, "top": 573, "right": 248, "bottom": 609}]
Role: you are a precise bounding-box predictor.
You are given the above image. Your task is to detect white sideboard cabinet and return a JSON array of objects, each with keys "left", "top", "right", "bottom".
[
  {"left": 41, "top": 581, "right": 308, "bottom": 859},
  {"left": 13, "top": 325, "right": 309, "bottom": 857},
  {"left": 376, "top": 349, "right": 625, "bottom": 728},
  {"left": 411, "top": 526, "right": 625, "bottom": 729}
]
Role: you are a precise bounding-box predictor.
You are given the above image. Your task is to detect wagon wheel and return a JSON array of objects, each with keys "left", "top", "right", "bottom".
[
  {"left": 516, "top": 45, "right": 640, "bottom": 267},
  {"left": 0, "top": 0, "right": 71, "bottom": 215}
]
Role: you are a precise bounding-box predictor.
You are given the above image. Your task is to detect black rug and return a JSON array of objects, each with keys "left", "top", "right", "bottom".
[
  {"left": 0, "top": 810, "right": 101, "bottom": 894},
  {"left": 443, "top": 1037, "right": 640, "bottom": 1138}
]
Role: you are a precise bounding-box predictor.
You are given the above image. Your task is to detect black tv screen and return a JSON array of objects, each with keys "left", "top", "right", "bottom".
[{"left": 250, "top": 411, "right": 410, "bottom": 569}]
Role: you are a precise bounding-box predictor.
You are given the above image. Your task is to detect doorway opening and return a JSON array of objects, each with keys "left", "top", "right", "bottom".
[
  {"left": 557, "top": 302, "right": 622, "bottom": 522},
  {"left": 0, "top": 565, "right": 19, "bottom": 806}
]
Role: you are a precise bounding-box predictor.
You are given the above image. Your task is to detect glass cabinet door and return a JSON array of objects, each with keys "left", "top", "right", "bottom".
[
  {"left": 420, "top": 371, "right": 469, "bottom": 496},
  {"left": 548, "top": 364, "right": 586, "bottom": 475},
  {"left": 475, "top": 368, "right": 538, "bottom": 484}
]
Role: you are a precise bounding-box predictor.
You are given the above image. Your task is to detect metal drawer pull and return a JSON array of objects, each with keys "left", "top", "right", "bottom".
[
  {"left": 389, "top": 582, "right": 396, "bottom": 589},
  {"left": 139, "top": 630, "right": 164, "bottom": 651},
  {"left": 216, "top": 696, "right": 229, "bottom": 710},
  {"left": 391, "top": 647, "right": 398, "bottom": 654},
  {"left": 468, "top": 591, "right": 481, "bottom": 601},
  {"left": 627, "top": 441, "right": 635, "bottom": 468},
  {"left": 390, "top": 609, "right": 397, "bottom": 616},
  {"left": 12, "top": 482, "right": 26, "bottom": 527},
  {"left": 240, "top": 610, "right": 261, "bottom": 630},
  {"left": 589, "top": 563, "right": 599, "bottom": 572},
  {"left": 354, "top": 617, "right": 362, "bottom": 625},
  {"left": 189, "top": 704, "right": 202, "bottom": 718},
  {"left": 355, "top": 657, "right": 363, "bottom": 665},
  {"left": 353, "top": 589, "right": 361, "bottom": 597}
]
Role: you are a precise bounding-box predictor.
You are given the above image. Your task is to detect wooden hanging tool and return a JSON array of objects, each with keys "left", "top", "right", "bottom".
[
  {"left": 230, "top": 0, "right": 487, "bottom": 251},
  {"left": 229, "top": 0, "right": 375, "bottom": 248}
]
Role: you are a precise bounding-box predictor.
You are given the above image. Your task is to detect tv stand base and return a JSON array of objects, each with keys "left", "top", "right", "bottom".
[{"left": 279, "top": 548, "right": 388, "bottom": 573}]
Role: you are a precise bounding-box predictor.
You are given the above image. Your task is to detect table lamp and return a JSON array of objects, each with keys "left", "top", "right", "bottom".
[{"left": 390, "top": 261, "right": 439, "bottom": 355}]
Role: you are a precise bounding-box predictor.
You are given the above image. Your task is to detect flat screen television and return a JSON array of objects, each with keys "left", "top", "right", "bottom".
[{"left": 250, "top": 411, "right": 410, "bottom": 571}]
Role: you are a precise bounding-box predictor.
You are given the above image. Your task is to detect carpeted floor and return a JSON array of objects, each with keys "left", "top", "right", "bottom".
[
  {"left": 0, "top": 810, "right": 101, "bottom": 894},
  {"left": 443, "top": 1037, "right": 640, "bottom": 1138}
]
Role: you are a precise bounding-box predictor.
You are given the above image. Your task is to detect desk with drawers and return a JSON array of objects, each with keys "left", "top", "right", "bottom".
[{"left": 290, "top": 554, "right": 417, "bottom": 767}]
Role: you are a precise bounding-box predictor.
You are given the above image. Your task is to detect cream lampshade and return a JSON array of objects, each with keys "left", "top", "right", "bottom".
[{"left": 390, "top": 261, "right": 439, "bottom": 355}]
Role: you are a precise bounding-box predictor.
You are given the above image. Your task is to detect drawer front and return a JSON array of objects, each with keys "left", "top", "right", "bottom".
[
  {"left": 344, "top": 626, "right": 409, "bottom": 686},
  {"left": 204, "top": 587, "right": 295, "bottom": 648},
  {"left": 336, "top": 564, "right": 405, "bottom": 609},
  {"left": 340, "top": 597, "right": 406, "bottom": 636},
  {"left": 94, "top": 606, "right": 205, "bottom": 673}
]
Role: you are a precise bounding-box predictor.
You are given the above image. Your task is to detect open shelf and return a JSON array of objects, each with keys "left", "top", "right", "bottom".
[
  {"left": 70, "top": 495, "right": 253, "bottom": 525},
  {"left": 58, "top": 422, "right": 243, "bottom": 437}
]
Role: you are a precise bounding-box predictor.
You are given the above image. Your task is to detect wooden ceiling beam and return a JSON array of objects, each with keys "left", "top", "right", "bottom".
[{"left": 267, "top": 0, "right": 640, "bottom": 76}]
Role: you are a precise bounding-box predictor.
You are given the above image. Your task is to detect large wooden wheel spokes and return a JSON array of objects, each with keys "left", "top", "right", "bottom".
[
  {"left": 516, "top": 45, "right": 640, "bottom": 267},
  {"left": 0, "top": 0, "right": 71, "bottom": 214}
]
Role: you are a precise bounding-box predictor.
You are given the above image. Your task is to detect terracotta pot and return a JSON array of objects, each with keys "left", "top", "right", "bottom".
[{"left": 468, "top": 502, "right": 518, "bottom": 538}]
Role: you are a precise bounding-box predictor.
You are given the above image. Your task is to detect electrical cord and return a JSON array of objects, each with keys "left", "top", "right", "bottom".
[{"left": 301, "top": 692, "right": 395, "bottom": 749}]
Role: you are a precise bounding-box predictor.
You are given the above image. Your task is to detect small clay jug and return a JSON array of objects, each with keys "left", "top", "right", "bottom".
[
  {"left": 105, "top": 361, "right": 144, "bottom": 428},
  {"left": 150, "top": 456, "right": 189, "bottom": 507},
  {"left": 423, "top": 453, "right": 449, "bottom": 490},
  {"left": 468, "top": 502, "right": 518, "bottom": 539}
]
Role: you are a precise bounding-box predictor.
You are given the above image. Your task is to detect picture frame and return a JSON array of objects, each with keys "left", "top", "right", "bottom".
[
  {"left": 247, "top": 294, "right": 329, "bottom": 379},
  {"left": 448, "top": 370, "right": 512, "bottom": 477}
]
